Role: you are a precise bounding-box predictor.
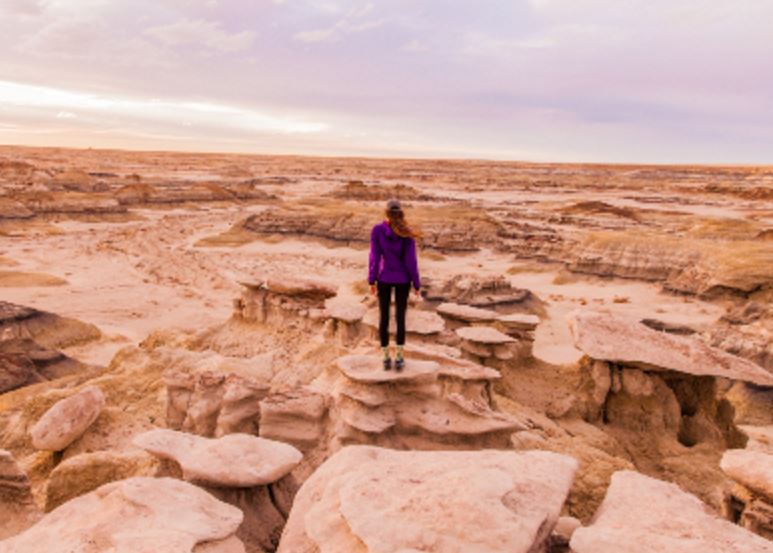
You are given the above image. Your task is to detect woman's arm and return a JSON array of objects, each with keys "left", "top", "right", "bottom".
[
  {"left": 368, "top": 226, "right": 382, "bottom": 285},
  {"left": 405, "top": 238, "right": 421, "bottom": 290}
]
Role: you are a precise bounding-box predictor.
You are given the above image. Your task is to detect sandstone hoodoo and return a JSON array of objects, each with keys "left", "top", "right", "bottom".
[
  {"left": 29, "top": 385, "right": 105, "bottom": 451},
  {"left": 721, "top": 449, "right": 773, "bottom": 539},
  {"left": 570, "top": 470, "right": 773, "bottom": 553},
  {"left": 455, "top": 325, "right": 517, "bottom": 364},
  {"left": 326, "top": 354, "right": 525, "bottom": 449},
  {"left": 133, "top": 428, "right": 303, "bottom": 487},
  {"left": 277, "top": 446, "right": 578, "bottom": 553},
  {"left": 234, "top": 276, "right": 337, "bottom": 325},
  {"left": 0, "top": 477, "right": 245, "bottom": 553}
]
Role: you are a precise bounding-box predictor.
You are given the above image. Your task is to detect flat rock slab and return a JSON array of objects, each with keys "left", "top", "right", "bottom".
[
  {"left": 239, "top": 277, "right": 336, "bottom": 299},
  {"left": 326, "top": 303, "right": 366, "bottom": 323},
  {"left": 0, "top": 477, "right": 244, "bottom": 553},
  {"left": 497, "top": 313, "right": 540, "bottom": 329},
  {"left": 456, "top": 325, "right": 515, "bottom": 344},
  {"left": 721, "top": 449, "right": 773, "bottom": 498},
  {"left": 568, "top": 310, "right": 773, "bottom": 387},
  {"left": 570, "top": 470, "right": 773, "bottom": 553},
  {"left": 30, "top": 385, "right": 104, "bottom": 451},
  {"left": 133, "top": 429, "right": 302, "bottom": 487},
  {"left": 278, "top": 446, "right": 577, "bottom": 553},
  {"left": 336, "top": 354, "right": 439, "bottom": 384},
  {"left": 436, "top": 302, "right": 497, "bottom": 322}
]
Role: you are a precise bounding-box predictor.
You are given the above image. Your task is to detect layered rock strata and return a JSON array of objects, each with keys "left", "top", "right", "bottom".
[
  {"left": 233, "top": 277, "right": 337, "bottom": 327},
  {"left": 721, "top": 449, "right": 773, "bottom": 539},
  {"left": 0, "top": 449, "right": 40, "bottom": 540},
  {"left": 277, "top": 445, "right": 578, "bottom": 553},
  {"left": 571, "top": 470, "right": 773, "bottom": 553},
  {"left": 323, "top": 354, "right": 525, "bottom": 449}
]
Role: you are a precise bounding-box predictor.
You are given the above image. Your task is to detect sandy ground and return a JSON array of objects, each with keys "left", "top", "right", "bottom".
[{"left": 0, "top": 207, "right": 726, "bottom": 366}]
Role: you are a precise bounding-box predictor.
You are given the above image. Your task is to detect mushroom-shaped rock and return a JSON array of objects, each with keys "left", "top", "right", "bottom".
[
  {"left": 721, "top": 449, "right": 773, "bottom": 499},
  {"left": 568, "top": 310, "right": 773, "bottom": 387},
  {"left": 133, "top": 429, "right": 302, "bottom": 487},
  {"left": 570, "top": 470, "right": 773, "bottom": 553},
  {"left": 336, "top": 354, "right": 439, "bottom": 384},
  {"left": 0, "top": 477, "right": 244, "bottom": 553},
  {"left": 29, "top": 385, "right": 105, "bottom": 451},
  {"left": 277, "top": 446, "right": 577, "bottom": 553},
  {"left": 436, "top": 302, "right": 497, "bottom": 322},
  {"left": 456, "top": 325, "right": 515, "bottom": 344}
]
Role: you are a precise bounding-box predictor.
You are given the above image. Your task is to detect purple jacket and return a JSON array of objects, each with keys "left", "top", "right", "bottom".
[{"left": 368, "top": 221, "right": 420, "bottom": 289}]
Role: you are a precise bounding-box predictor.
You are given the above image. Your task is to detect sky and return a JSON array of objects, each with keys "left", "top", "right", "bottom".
[{"left": 0, "top": 0, "right": 772, "bottom": 163}]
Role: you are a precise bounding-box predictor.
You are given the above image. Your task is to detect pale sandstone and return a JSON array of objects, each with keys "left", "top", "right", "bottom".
[
  {"left": 29, "top": 385, "right": 105, "bottom": 451},
  {"left": 436, "top": 302, "right": 497, "bottom": 322},
  {"left": 568, "top": 310, "right": 773, "bottom": 386},
  {"left": 721, "top": 449, "right": 773, "bottom": 499},
  {"left": 134, "top": 429, "right": 302, "bottom": 487},
  {"left": 455, "top": 325, "right": 515, "bottom": 344},
  {"left": 277, "top": 446, "right": 577, "bottom": 553},
  {"left": 570, "top": 470, "right": 773, "bottom": 553},
  {"left": 45, "top": 449, "right": 162, "bottom": 511},
  {"left": 0, "top": 477, "right": 245, "bottom": 553}
]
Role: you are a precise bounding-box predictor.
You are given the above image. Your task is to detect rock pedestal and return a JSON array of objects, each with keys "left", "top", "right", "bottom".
[
  {"left": 277, "top": 445, "right": 578, "bottom": 553},
  {"left": 325, "top": 353, "right": 525, "bottom": 450},
  {"left": 233, "top": 277, "right": 336, "bottom": 326}
]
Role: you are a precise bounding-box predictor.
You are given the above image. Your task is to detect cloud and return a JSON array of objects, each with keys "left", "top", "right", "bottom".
[
  {"left": 145, "top": 18, "right": 256, "bottom": 52},
  {"left": 293, "top": 3, "right": 384, "bottom": 43},
  {"left": 0, "top": 0, "right": 46, "bottom": 16}
]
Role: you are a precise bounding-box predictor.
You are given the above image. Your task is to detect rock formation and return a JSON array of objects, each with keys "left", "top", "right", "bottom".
[
  {"left": 277, "top": 445, "right": 578, "bottom": 553},
  {"left": 29, "top": 385, "right": 105, "bottom": 451},
  {"left": 44, "top": 449, "right": 163, "bottom": 511},
  {"left": 422, "top": 274, "right": 535, "bottom": 308},
  {"left": 571, "top": 470, "right": 773, "bottom": 553},
  {"left": 0, "top": 449, "right": 40, "bottom": 539},
  {"left": 321, "top": 353, "right": 525, "bottom": 450},
  {"left": 0, "top": 477, "right": 245, "bottom": 553},
  {"left": 233, "top": 277, "right": 337, "bottom": 327},
  {"left": 134, "top": 429, "right": 302, "bottom": 487},
  {"left": 721, "top": 449, "right": 773, "bottom": 539}
]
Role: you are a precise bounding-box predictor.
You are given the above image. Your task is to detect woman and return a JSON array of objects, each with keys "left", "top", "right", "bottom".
[{"left": 368, "top": 199, "right": 421, "bottom": 371}]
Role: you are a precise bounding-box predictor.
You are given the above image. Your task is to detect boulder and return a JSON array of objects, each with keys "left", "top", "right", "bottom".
[
  {"left": 134, "top": 429, "right": 302, "bottom": 487},
  {"left": 277, "top": 446, "right": 577, "bottom": 553},
  {"left": 568, "top": 310, "right": 773, "bottom": 387},
  {"left": 496, "top": 312, "right": 540, "bottom": 330},
  {"left": 0, "top": 477, "right": 244, "bottom": 553},
  {"left": 29, "top": 385, "right": 105, "bottom": 451},
  {"left": 570, "top": 470, "right": 773, "bottom": 553},
  {"left": 456, "top": 326, "right": 515, "bottom": 344}
]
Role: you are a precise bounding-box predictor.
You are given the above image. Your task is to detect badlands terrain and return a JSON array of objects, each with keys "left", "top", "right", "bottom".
[{"left": 0, "top": 144, "right": 772, "bottom": 552}]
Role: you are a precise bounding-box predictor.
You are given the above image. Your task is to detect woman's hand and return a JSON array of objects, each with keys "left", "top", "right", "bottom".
[
  {"left": 414, "top": 288, "right": 421, "bottom": 298},
  {"left": 370, "top": 284, "right": 377, "bottom": 296}
]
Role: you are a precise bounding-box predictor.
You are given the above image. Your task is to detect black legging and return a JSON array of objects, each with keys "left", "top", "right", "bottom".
[{"left": 377, "top": 282, "right": 411, "bottom": 347}]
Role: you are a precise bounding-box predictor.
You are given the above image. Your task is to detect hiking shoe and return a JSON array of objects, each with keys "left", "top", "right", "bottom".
[
  {"left": 383, "top": 357, "right": 392, "bottom": 371},
  {"left": 395, "top": 357, "right": 405, "bottom": 372}
]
